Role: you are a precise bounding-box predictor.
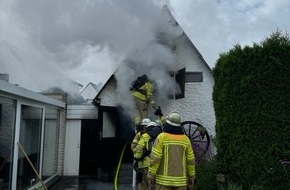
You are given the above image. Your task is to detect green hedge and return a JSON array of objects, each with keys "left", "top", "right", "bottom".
[
  {"left": 194, "top": 159, "right": 218, "bottom": 190},
  {"left": 212, "top": 31, "right": 290, "bottom": 190}
]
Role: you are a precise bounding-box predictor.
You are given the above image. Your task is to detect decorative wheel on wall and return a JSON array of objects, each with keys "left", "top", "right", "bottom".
[{"left": 181, "top": 121, "right": 210, "bottom": 163}]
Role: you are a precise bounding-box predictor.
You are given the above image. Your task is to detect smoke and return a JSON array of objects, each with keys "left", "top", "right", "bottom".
[
  {"left": 0, "top": 0, "right": 173, "bottom": 91},
  {"left": 114, "top": 14, "right": 182, "bottom": 120},
  {"left": 1, "top": 0, "right": 182, "bottom": 111},
  {"left": 10, "top": 0, "right": 168, "bottom": 62}
]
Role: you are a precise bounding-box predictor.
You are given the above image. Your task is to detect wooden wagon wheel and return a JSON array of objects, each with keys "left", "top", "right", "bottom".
[{"left": 181, "top": 121, "right": 210, "bottom": 162}]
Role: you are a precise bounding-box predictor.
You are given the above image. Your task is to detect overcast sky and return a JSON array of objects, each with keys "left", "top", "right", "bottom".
[
  {"left": 169, "top": 0, "right": 290, "bottom": 66},
  {"left": 0, "top": 0, "right": 289, "bottom": 92}
]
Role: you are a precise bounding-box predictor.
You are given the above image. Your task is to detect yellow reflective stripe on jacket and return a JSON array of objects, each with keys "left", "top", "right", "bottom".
[
  {"left": 131, "top": 132, "right": 141, "bottom": 151},
  {"left": 148, "top": 132, "right": 196, "bottom": 186},
  {"left": 156, "top": 175, "right": 187, "bottom": 187},
  {"left": 132, "top": 82, "right": 153, "bottom": 102},
  {"left": 133, "top": 133, "right": 151, "bottom": 168}
]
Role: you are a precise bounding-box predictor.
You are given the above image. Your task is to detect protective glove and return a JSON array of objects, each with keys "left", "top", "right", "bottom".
[
  {"left": 147, "top": 173, "right": 155, "bottom": 188},
  {"left": 154, "top": 106, "right": 163, "bottom": 117},
  {"left": 187, "top": 177, "right": 195, "bottom": 189}
]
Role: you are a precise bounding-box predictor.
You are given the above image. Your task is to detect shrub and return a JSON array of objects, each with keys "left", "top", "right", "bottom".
[
  {"left": 220, "top": 181, "right": 242, "bottom": 190},
  {"left": 212, "top": 31, "right": 290, "bottom": 189},
  {"left": 193, "top": 158, "right": 218, "bottom": 190}
]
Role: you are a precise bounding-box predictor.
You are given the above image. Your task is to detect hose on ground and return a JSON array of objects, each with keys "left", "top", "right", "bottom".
[{"left": 114, "top": 143, "right": 127, "bottom": 190}]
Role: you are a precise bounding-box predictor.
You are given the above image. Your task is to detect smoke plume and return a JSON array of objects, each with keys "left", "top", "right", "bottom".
[
  {"left": 1, "top": 0, "right": 181, "bottom": 109},
  {"left": 114, "top": 7, "right": 183, "bottom": 121}
]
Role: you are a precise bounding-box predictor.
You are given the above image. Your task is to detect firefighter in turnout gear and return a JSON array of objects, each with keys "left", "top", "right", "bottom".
[
  {"left": 132, "top": 121, "right": 162, "bottom": 190},
  {"left": 131, "top": 118, "right": 151, "bottom": 189},
  {"left": 131, "top": 118, "right": 151, "bottom": 151},
  {"left": 148, "top": 111, "right": 196, "bottom": 190},
  {"left": 131, "top": 74, "right": 156, "bottom": 126}
]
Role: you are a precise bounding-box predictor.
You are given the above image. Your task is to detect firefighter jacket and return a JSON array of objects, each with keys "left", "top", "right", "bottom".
[
  {"left": 132, "top": 133, "right": 151, "bottom": 169},
  {"left": 132, "top": 82, "right": 155, "bottom": 106},
  {"left": 148, "top": 132, "right": 196, "bottom": 187},
  {"left": 131, "top": 131, "right": 141, "bottom": 151}
]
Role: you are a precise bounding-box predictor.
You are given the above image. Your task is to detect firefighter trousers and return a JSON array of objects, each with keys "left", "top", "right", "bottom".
[{"left": 134, "top": 97, "right": 148, "bottom": 125}]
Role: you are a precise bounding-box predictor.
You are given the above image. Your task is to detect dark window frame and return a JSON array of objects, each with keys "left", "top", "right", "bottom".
[
  {"left": 170, "top": 68, "right": 203, "bottom": 99},
  {"left": 185, "top": 72, "right": 203, "bottom": 83}
]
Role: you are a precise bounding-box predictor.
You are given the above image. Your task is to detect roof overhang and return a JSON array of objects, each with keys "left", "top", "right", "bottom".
[{"left": 0, "top": 80, "right": 65, "bottom": 108}]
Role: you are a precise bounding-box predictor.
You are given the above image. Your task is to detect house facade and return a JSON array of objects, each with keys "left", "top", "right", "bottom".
[
  {"left": 0, "top": 7, "right": 216, "bottom": 190},
  {"left": 93, "top": 12, "right": 215, "bottom": 139},
  {"left": 92, "top": 10, "right": 216, "bottom": 184}
]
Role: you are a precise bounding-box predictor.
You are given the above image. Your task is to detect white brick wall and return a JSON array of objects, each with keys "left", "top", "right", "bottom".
[{"left": 166, "top": 35, "right": 216, "bottom": 136}]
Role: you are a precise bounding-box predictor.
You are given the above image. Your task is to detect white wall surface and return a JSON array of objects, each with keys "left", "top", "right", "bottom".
[
  {"left": 67, "top": 105, "right": 98, "bottom": 119},
  {"left": 162, "top": 35, "right": 216, "bottom": 136},
  {"left": 98, "top": 78, "right": 118, "bottom": 107}
]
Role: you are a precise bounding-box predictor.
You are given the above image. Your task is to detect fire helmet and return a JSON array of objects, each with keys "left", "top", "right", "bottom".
[
  {"left": 141, "top": 118, "right": 151, "bottom": 126},
  {"left": 165, "top": 111, "right": 182, "bottom": 127},
  {"left": 155, "top": 119, "right": 163, "bottom": 127},
  {"left": 146, "top": 121, "right": 158, "bottom": 128}
]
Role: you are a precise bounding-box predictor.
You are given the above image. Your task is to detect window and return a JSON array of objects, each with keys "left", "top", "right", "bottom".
[
  {"left": 17, "top": 105, "right": 43, "bottom": 189},
  {"left": 185, "top": 72, "right": 203, "bottom": 83},
  {"left": 172, "top": 68, "right": 203, "bottom": 99}
]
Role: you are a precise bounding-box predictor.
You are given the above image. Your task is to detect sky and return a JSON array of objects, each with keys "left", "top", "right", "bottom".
[{"left": 0, "top": 0, "right": 289, "bottom": 92}]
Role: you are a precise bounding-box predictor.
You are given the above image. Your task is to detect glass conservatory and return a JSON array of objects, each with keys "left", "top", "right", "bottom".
[{"left": 0, "top": 80, "right": 65, "bottom": 190}]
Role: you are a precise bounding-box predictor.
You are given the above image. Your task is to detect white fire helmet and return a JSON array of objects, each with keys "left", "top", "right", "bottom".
[
  {"left": 165, "top": 111, "right": 182, "bottom": 127},
  {"left": 146, "top": 121, "right": 158, "bottom": 128},
  {"left": 155, "top": 119, "right": 163, "bottom": 127},
  {"left": 141, "top": 118, "right": 151, "bottom": 126}
]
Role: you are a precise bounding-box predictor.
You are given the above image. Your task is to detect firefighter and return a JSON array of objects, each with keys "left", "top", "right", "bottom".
[
  {"left": 147, "top": 111, "right": 196, "bottom": 190},
  {"left": 132, "top": 121, "right": 161, "bottom": 190},
  {"left": 131, "top": 118, "right": 151, "bottom": 189},
  {"left": 131, "top": 118, "right": 151, "bottom": 151},
  {"left": 131, "top": 74, "right": 156, "bottom": 126}
]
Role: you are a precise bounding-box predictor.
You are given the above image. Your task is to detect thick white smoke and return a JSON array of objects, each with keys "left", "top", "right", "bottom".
[
  {"left": 114, "top": 7, "right": 183, "bottom": 120},
  {"left": 1, "top": 0, "right": 182, "bottom": 108}
]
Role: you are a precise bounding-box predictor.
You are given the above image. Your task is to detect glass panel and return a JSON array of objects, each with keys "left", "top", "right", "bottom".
[
  {"left": 185, "top": 72, "right": 203, "bottom": 82},
  {"left": 17, "top": 105, "right": 42, "bottom": 189},
  {"left": 0, "top": 96, "right": 16, "bottom": 190},
  {"left": 42, "top": 107, "right": 59, "bottom": 180}
]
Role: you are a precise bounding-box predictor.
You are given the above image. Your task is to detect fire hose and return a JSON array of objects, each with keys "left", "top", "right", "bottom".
[{"left": 114, "top": 143, "right": 127, "bottom": 190}]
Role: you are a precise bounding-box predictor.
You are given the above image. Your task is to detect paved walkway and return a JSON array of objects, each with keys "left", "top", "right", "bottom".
[{"left": 49, "top": 177, "right": 133, "bottom": 190}]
